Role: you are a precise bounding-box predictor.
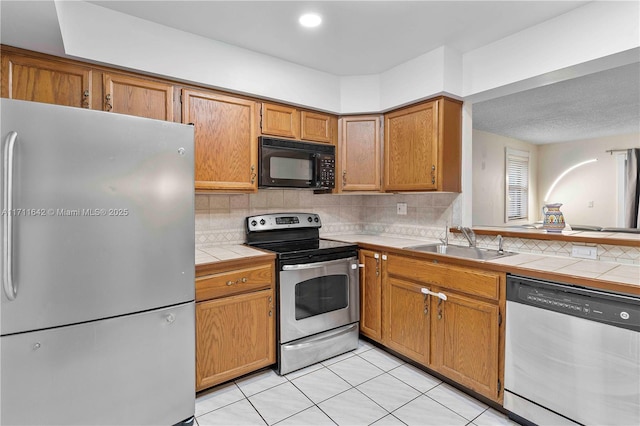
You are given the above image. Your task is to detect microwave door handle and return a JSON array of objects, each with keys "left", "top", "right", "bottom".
[{"left": 312, "top": 153, "right": 321, "bottom": 189}]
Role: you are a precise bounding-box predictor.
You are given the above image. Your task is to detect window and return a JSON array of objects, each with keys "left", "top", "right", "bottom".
[{"left": 505, "top": 148, "right": 529, "bottom": 222}]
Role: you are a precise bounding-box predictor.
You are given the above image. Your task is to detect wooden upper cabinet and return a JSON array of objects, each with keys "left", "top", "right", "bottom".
[
  {"left": 339, "top": 116, "right": 381, "bottom": 192},
  {"left": 1, "top": 53, "right": 92, "bottom": 108},
  {"left": 261, "top": 102, "right": 299, "bottom": 139},
  {"left": 384, "top": 97, "right": 461, "bottom": 192},
  {"left": 301, "top": 111, "right": 333, "bottom": 143},
  {"left": 103, "top": 73, "right": 173, "bottom": 121},
  {"left": 182, "top": 89, "right": 258, "bottom": 192}
]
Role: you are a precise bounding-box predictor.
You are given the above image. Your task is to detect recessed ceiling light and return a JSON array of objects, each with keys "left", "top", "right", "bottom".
[{"left": 299, "top": 13, "right": 322, "bottom": 28}]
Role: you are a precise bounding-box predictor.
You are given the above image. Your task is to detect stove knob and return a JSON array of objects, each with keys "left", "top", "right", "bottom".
[
  {"left": 250, "top": 220, "right": 257, "bottom": 227},
  {"left": 314, "top": 217, "right": 319, "bottom": 223},
  {"left": 260, "top": 219, "right": 266, "bottom": 225},
  {"left": 307, "top": 216, "right": 313, "bottom": 223}
]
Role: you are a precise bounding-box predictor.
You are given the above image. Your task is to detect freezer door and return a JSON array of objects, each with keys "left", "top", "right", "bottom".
[
  {"left": 1, "top": 302, "right": 195, "bottom": 425},
  {"left": 1, "top": 99, "right": 195, "bottom": 335}
]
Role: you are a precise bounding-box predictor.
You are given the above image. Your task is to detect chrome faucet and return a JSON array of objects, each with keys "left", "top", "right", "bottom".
[
  {"left": 439, "top": 222, "right": 449, "bottom": 246},
  {"left": 457, "top": 226, "right": 476, "bottom": 247},
  {"left": 497, "top": 234, "right": 504, "bottom": 254}
]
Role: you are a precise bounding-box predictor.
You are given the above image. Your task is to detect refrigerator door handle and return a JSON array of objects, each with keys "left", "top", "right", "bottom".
[{"left": 3, "top": 130, "right": 17, "bottom": 301}]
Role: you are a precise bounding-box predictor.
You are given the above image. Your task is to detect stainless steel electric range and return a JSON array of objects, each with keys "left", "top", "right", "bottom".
[{"left": 246, "top": 213, "right": 360, "bottom": 375}]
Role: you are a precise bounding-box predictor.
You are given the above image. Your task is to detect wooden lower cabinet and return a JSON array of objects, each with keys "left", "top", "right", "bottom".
[
  {"left": 195, "top": 258, "right": 275, "bottom": 392},
  {"left": 430, "top": 290, "right": 500, "bottom": 399},
  {"left": 366, "top": 251, "right": 505, "bottom": 403},
  {"left": 359, "top": 249, "right": 383, "bottom": 341},
  {"left": 196, "top": 289, "right": 275, "bottom": 391},
  {"left": 385, "top": 277, "right": 430, "bottom": 365}
]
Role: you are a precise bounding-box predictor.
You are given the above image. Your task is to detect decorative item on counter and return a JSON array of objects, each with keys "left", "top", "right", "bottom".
[{"left": 542, "top": 203, "right": 566, "bottom": 232}]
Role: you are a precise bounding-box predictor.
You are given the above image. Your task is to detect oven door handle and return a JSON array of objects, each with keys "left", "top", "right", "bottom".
[{"left": 282, "top": 257, "right": 356, "bottom": 271}]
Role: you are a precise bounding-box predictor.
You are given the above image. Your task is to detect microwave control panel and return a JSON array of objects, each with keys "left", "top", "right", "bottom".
[{"left": 317, "top": 154, "right": 335, "bottom": 189}]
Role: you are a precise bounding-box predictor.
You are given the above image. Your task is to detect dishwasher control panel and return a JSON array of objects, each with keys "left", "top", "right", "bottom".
[{"left": 507, "top": 275, "right": 640, "bottom": 332}]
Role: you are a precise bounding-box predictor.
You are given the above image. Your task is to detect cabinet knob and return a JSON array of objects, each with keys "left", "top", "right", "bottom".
[
  {"left": 241, "top": 277, "right": 247, "bottom": 283},
  {"left": 226, "top": 280, "right": 234, "bottom": 286},
  {"left": 424, "top": 307, "right": 429, "bottom": 315},
  {"left": 268, "top": 310, "right": 273, "bottom": 317},
  {"left": 105, "top": 94, "right": 113, "bottom": 111},
  {"left": 82, "top": 90, "right": 90, "bottom": 108}
]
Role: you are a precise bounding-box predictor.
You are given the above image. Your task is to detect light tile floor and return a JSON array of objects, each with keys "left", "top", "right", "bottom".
[{"left": 195, "top": 341, "right": 520, "bottom": 426}]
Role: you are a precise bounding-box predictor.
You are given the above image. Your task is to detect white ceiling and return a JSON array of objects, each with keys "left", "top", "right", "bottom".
[
  {"left": 89, "top": 0, "right": 589, "bottom": 76},
  {"left": 473, "top": 62, "right": 640, "bottom": 144}
]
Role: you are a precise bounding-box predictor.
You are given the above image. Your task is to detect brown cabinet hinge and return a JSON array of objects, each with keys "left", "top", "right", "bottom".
[{"left": 498, "top": 379, "right": 502, "bottom": 395}]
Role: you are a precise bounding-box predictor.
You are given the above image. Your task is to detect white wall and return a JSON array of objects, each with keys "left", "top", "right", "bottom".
[
  {"left": 537, "top": 133, "right": 640, "bottom": 227},
  {"left": 54, "top": 0, "right": 343, "bottom": 112},
  {"left": 0, "top": 1, "right": 634, "bottom": 113},
  {"left": 472, "top": 130, "right": 538, "bottom": 226}
]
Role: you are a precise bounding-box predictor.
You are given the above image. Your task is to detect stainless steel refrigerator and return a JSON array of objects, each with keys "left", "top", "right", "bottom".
[{"left": 1, "top": 99, "right": 196, "bottom": 425}]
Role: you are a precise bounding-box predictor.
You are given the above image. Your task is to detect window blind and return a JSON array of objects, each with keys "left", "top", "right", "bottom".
[{"left": 505, "top": 148, "right": 529, "bottom": 221}]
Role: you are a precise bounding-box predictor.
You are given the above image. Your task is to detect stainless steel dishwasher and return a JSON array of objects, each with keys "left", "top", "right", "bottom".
[{"left": 504, "top": 275, "right": 640, "bottom": 426}]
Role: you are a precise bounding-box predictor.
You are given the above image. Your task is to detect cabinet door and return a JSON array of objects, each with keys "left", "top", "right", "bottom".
[
  {"left": 103, "top": 73, "right": 173, "bottom": 121},
  {"left": 196, "top": 288, "right": 275, "bottom": 391},
  {"left": 182, "top": 89, "right": 257, "bottom": 192},
  {"left": 1, "top": 53, "right": 92, "bottom": 108},
  {"left": 339, "top": 116, "right": 381, "bottom": 191},
  {"left": 384, "top": 100, "right": 438, "bottom": 191},
  {"left": 301, "top": 111, "right": 332, "bottom": 143},
  {"left": 384, "top": 277, "right": 429, "bottom": 364},
  {"left": 359, "top": 250, "right": 383, "bottom": 341},
  {"left": 431, "top": 290, "right": 500, "bottom": 400},
  {"left": 261, "top": 102, "right": 299, "bottom": 139}
]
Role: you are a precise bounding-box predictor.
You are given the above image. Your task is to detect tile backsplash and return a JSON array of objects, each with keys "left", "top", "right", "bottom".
[
  {"left": 195, "top": 190, "right": 637, "bottom": 265},
  {"left": 195, "top": 190, "right": 461, "bottom": 247}
]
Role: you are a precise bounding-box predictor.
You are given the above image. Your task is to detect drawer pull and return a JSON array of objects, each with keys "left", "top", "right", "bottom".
[{"left": 226, "top": 277, "right": 248, "bottom": 286}]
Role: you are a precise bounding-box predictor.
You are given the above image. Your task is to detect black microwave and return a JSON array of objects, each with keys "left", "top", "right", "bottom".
[{"left": 258, "top": 137, "right": 335, "bottom": 189}]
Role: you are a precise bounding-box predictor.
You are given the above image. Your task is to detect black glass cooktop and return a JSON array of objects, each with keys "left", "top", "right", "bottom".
[{"left": 249, "top": 238, "right": 356, "bottom": 257}]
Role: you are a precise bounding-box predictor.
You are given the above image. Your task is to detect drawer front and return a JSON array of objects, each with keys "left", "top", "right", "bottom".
[
  {"left": 387, "top": 255, "right": 500, "bottom": 300},
  {"left": 196, "top": 263, "right": 273, "bottom": 301}
]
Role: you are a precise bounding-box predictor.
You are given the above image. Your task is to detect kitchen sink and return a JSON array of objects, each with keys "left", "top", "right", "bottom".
[{"left": 404, "top": 243, "right": 516, "bottom": 260}]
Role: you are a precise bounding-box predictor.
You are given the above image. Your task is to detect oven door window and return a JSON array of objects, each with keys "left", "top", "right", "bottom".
[{"left": 295, "top": 274, "right": 348, "bottom": 320}]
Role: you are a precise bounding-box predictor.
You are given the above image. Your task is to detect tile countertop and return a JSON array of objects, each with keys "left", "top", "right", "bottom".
[
  {"left": 326, "top": 234, "right": 640, "bottom": 294},
  {"left": 195, "top": 245, "right": 270, "bottom": 266}
]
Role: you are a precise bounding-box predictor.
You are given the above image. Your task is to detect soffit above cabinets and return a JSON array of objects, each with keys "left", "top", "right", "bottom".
[{"left": 87, "top": 0, "right": 588, "bottom": 76}]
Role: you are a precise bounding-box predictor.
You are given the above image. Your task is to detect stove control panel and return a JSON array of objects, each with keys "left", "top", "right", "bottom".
[{"left": 247, "top": 213, "right": 321, "bottom": 232}]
